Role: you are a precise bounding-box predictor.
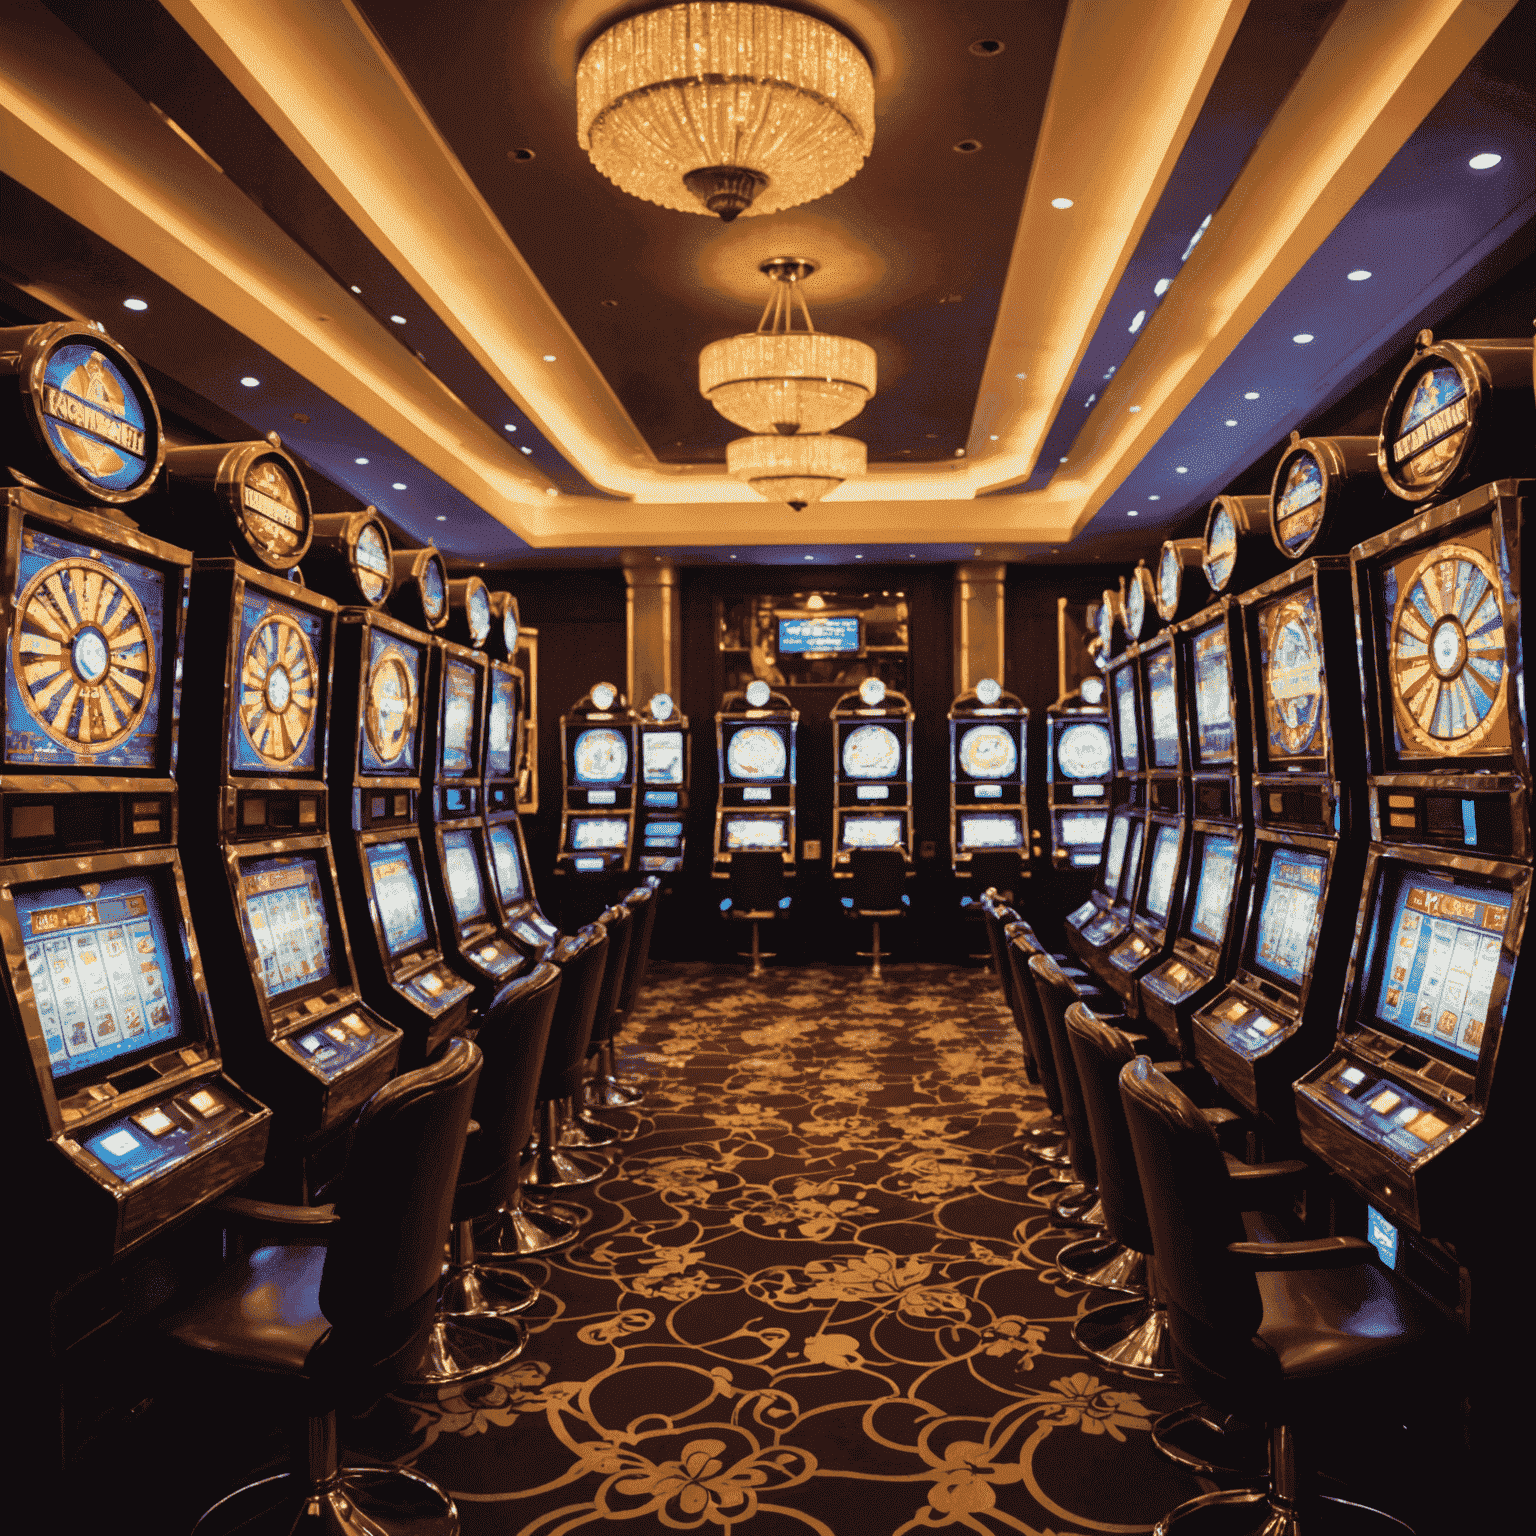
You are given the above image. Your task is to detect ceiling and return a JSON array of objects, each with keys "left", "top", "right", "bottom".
[{"left": 1, "top": 0, "right": 1532, "bottom": 566}]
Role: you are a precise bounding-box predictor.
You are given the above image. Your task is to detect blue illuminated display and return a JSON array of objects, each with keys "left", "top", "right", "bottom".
[
  {"left": 361, "top": 628, "right": 422, "bottom": 775},
  {"left": 442, "top": 829, "right": 487, "bottom": 927},
  {"left": 1113, "top": 667, "right": 1139, "bottom": 770},
  {"left": 366, "top": 840, "right": 430, "bottom": 956},
  {"left": 1142, "top": 824, "right": 1180, "bottom": 921},
  {"left": 573, "top": 727, "right": 629, "bottom": 786},
  {"left": 41, "top": 342, "right": 150, "bottom": 492},
  {"left": 1188, "top": 836, "right": 1238, "bottom": 946},
  {"left": 228, "top": 593, "right": 323, "bottom": 773},
  {"left": 1252, "top": 847, "right": 1327, "bottom": 986},
  {"left": 486, "top": 668, "right": 515, "bottom": 778},
  {"left": 6, "top": 529, "right": 166, "bottom": 769},
  {"left": 440, "top": 658, "right": 478, "bottom": 775},
  {"left": 239, "top": 854, "right": 334, "bottom": 999},
  {"left": 17, "top": 873, "right": 184, "bottom": 1082},
  {"left": 1146, "top": 650, "right": 1179, "bottom": 769},
  {"left": 1191, "top": 623, "right": 1235, "bottom": 763},
  {"left": 778, "top": 614, "right": 860, "bottom": 654},
  {"left": 487, "top": 822, "right": 525, "bottom": 904}
]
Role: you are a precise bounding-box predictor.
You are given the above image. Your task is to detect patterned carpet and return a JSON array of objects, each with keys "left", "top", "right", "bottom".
[{"left": 375, "top": 961, "right": 1211, "bottom": 1535}]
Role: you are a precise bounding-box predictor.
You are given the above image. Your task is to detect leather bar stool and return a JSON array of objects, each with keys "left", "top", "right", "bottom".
[
  {"left": 591, "top": 879, "right": 658, "bottom": 1108},
  {"left": 407, "top": 961, "right": 563, "bottom": 1389},
  {"left": 980, "top": 900, "right": 1038, "bottom": 1084},
  {"left": 524, "top": 923, "right": 611, "bottom": 1195},
  {"left": 847, "top": 846, "right": 907, "bottom": 979},
  {"left": 1027, "top": 949, "right": 1123, "bottom": 1225},
  {"left": 158, "top": 1039, "right": 481, "bottom": 1536},
  {"left": 1004, "top": 929, "right": 1073, "bottom": 1164},
  {"left": 724, "top": 850, "right": 787, "bottom": 976},
  {"left": 562, "top": 902, "right": 633, "bottom": 1151},
  {"left": 1121, "top": 1057, "right": 1457, "bottom": 1536}
]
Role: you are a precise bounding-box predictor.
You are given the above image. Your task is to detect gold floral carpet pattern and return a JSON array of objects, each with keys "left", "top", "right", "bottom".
[{"left": 387, "top": 961, "right": 1212, "bottom": 1534}]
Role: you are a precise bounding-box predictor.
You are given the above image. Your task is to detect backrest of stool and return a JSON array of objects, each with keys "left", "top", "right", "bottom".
[
  {"left": 617, "top": 884, "right": 657, "bottom": 1016},
  {"left": 320, "top": 1037, "right": 481, "bottom": 1325},
  {"left": 849, "top": 847, "right": 906, "bottom": 913},
  {"left": 981, "top": 900, "right": 1017, "bottom": 1006},
  {"left": 1065, "top": 1003, "right": 1150, "bottom": 1253},
  {"left": 729, "top": 851, "right": 783, "bottom": 915},
  {"left": 539, "top": 924, "right": 609, "bottom": 1099},
  {"left": 1028, "top": 952, "right": 1099, "bottom": 1186},
  {"left": 1119, "top": 1056, "right": 1260, "bottom": 1341},
  {"left": 1007, "top": 934, "right": 1061, "bottom": 1115},
  {"left": 591, "top": 903, "right": 634, "bottom": 1047}
]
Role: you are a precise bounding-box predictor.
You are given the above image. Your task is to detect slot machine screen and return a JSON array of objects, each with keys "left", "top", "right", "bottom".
[
  {"left": 1191, "top": 622, "right": 1236, "bottom": 764},
  {"left": 1119, "top": 822, "right": 1146, "bottom": 908},
  {"left": 1187, "top": 834, "right": 1238, "bottom": 946},
  {"left": 643, "top": 819, "right": 684, "bottom": 851},
  {"left": 1250, "top": 845, "right": 1327, "bottom": 987},
  {"left": 842, "top": 723, "right": 903, "bottom": 780},
  {"left": 959, "top": 812, "right": 1023, "bottom": 849},
  {"left": 486, "top": 668, "right": 515, "bottom": 778},
  {"left": 572, "top": 727, "right": 629, "bottom": 786},
  {"left": 778, "top": 614, "right": 861, "bottom": 655},
  {"left": 237, "top": 854, "right": 336, "bottom": 1001},
  {"left": 16, "top": 871, "right": 188, "bottom": 1086},
  {"left": 1112, "top": 667, "right": 1139, "bottom": 771},
  {"left": 643, "top": 730, "right": 685, "bottom": 785},
  {"left": 487, "top": 822, "right": 525, "bottom": 905},
  {"left": 1099, "top": 812, "right": 1131, "bottom": 897},
  {"left": 1141, "top": 824, "right": 1181, "bottom": 923},
  {"left": 440, "top": 658, "right": 478, "bottom": 775},
  {"left": 841, "top": 815, "right": 904, "bottom": 849},
  {"left": 568, "top": 818, "right": 628, "bottom": 851},
  {"left": 724, "top": 815, "right": 787, "bottom": 850},
  {"left": 1379, "top": 535, "right": 1509, "bottom": 762},
  {"left": 1365, "top": 865, "right": 1511, "bottom": 1064},
  {"left": 1055, "top": 720, "right": 1113, "bottom": 781},
  {"left": 1390, "top": 364, "right": 1468, "bottom": 490},
  {"left": 228, "top": 593, "right": 324, "bottom": 774},
  {"left": 6, "top": 530, "right": 168, "bottom": 771},
  {"left": 361, "top": 629, "right": 423, "bottom": 775},
  {"left": 725, "top": 722, "right": 789, "bottom": 783},
  {"left": 1058, "top": 810, "right": 1108, "bottom": 865},
  {"left": 441, "top": 828, "right": 488, "bottom": 928},
  {"left": 365, "top": 840, "right": 431, "bottom": 957},
  {"left": 1146, "top": 650, "right": 1180, "bottom": 769},
  {"left": 1258, "top": 589, "right": 1326, "bottom": 764},
  {"left": 957, "top": 724, "right": 1017, "bottom": 780},
  {"left": 1274, "top": 453, "right": 1325, "bottom": 554}
]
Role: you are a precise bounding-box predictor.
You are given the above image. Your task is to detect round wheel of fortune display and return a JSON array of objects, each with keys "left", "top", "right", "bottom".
[
  {"left": 238, "top": 608, "right": 319, "bottom": 766},
  {"left": 11, "top": 556, "right": 156, "bottom": 751},
  {"left": 366, "top": 643, "right": 418, "bottom": 765},
  {"left": 1262, "top": 591, "right": 1325, "bottom": 757},
  {"left": 1387, "top": 543, "right": 1508, "bottom": 757}
]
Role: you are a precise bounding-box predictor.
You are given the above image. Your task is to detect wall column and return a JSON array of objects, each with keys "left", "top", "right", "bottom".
[
  {"left": 622, "top": 550, "right": 682, "bottom": 710},
  {"left": 953, "top": 562, "right": 1007, "bottom": 696}
]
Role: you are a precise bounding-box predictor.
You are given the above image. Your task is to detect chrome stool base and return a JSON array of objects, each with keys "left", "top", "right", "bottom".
[
  {"left": 1049, "top": 1184, "right": 1103, "bottom": 1228},
  {"left": 1072, "top": 1295, "right": 1176, "bottom": 1380},
  {"left": 401, "top": 1312, "right": 526, "bottom": 1392},
  {"left": 526, "top": 1100, "right": 609, "bottom": 1189},
  {"left": 1057, "top": 1236, "right": 1145, "bottom": 1292},
  {"left": 1155, "top": 1488, "right": 1414, "bottom": 1536},
  {"left": 192, "top": 1466, "right": 457, "bottom": 1536},
  {"left": 592, "top": 1040, "right": 644, "bottom": 1106},
  {"left": 476, "top": 1193, "right": 588, "bottom": 1256},
  {"left": 1153, "top": 1407, "right": 1269, "bottom": 1479},
  {"left": 439, "top": 1261, "right": 538, "bottom": 1319}
]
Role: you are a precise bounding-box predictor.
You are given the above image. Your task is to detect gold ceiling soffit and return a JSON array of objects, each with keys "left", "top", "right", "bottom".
[
  {"left": 0, "top": 0, "right": 553, "bottom": 537},
  {"left": 1056, "top": 0, "right": 1519, "bottom": 543}
]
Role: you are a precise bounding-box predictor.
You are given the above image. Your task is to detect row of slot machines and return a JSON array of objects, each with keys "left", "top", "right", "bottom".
[
  {"left": 1060, "top": 328, "right": 1533, "bottom": 1316},
  {"left": 0, "top": 318, "right": 555, "bottom": 1318}
]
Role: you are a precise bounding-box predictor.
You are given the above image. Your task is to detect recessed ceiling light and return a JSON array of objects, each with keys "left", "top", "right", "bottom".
[
  {"left": 503, "top": 423, "right": 517, "bottom": 431},
  {"left": 1059, "top": 456, "right": 1069, "bottom": 463},
  {"left": 520, "top": 446, "right": 532, "bottom": 454},
  {"left": 1128, "top": 309, "right": 1146, "bottom": 334},
  {"left": 855, "top": 553, "right": 863, "bottom": 559},
  {"left": 989, "top": 434, "right": 999, "bottom": 441},
  {"left": 435, "top": 515, "right": 447, "bottom": 522},
  {"left": 392, "top": 482, "right": 407, "bottom": 490},
  {"left": 1015, "top": 371, "right": 1027, "bottom": 380},
  {"left": 545, "top": 487, "right": 558, "bottom": 496},
  {"left": 1153, "top": 277, "right": 1171, "bottom": 296},
  {"left": 355, "top": 456, "right": 369, "bottom": 464},
  {"left": 1244, "top": 391, "right": 1260, "bottom": 399},
  {"left": 1128, "top": 405, "right": 1141, "bottom": 414},
  {"left": 969, "top": 38, "right": 1005, "bottom": 56},
  {"left": 1175, "top": 466, "right": 1188, "bottom": 473},
  {"left": 390, "top": 314, "right": 407, "bottom": 325},
  {"left": 1225, "top": 419, "right": 1239, "bottom": 427},
  {"left": 542, "top": 354, "right": 557, "bottom": 362},
  {"left": 1050, "top": 197, "right": 1074, "bottom": 209},
  {"left": 508, "top": 147, "right": 536, "bottom": 161},
  {"left": 1084, "top": 393, "right": 1096, "bottom": 407},
  {"left": 350, "top": 285, "right": 362, "bottom": 294},
  {"left": 954, "top": 448, "right": 965, "bottom": 456},
  {"left": 1149, "top": 494, "right": 1160, "bottom": 501},
  {"left": 1293, "top": 333, "right": 1315, "bottom": 344},
  {"left": 730, "top": 554, "right": 738, "bottom": 559},
  {"left": 240, "top": 376, "right": 260, "bottom": 387},
  {"left": 122, "top": 298, "right": 148, "bottom": 311},
  {"left": 804, "top": 555, "right": 814, "bottom": 561},
  {"left": 1468, "top": 152, "right": 1502, "bottom": 170},
  {"left": 1347, "top": 269, "right": 1372, "bottom": 281},
  {"left": 1126, "top": 509, "right": 1139, "bottom": 517},
  {"left": 953, "top": 139, "right": 983, "bottom": 154}
]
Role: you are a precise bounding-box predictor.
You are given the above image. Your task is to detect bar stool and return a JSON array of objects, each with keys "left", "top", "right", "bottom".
[
  {"left": 980, "top": 900, "right": 1038, "bottom": 1083},
  {"left": 1003, "top": 929, "right": 1073, "bottom": 1164},
  {"left": 561, "top": 903, "right": 632, "bottom": 1152},
  {"left": 590, "top": 880, "right": 658, "bottom": 1108},
  {"left": 847, "top": 846, "right": 907, "bottom": 979},
  {"left": 724, "top": 850, "right": 786, "bottom": 977}
]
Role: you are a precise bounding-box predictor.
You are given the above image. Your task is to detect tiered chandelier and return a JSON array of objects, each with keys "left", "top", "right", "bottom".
[
  {"left": 576, "top": 3, "right": 876, "bottom": 221},
  {"left": 726, "top": 431, "right": 866, "bottom": 510}
]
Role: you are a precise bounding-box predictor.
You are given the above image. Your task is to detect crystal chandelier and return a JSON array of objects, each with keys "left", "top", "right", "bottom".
[
  {"left": 700, "top": 257, "right": 876, "bottom": 436},
  {"left": 576, "top": 3, "right": 876, "bottom": 221},
  {"left": 727, "top": 431, "right": 865, "bottom": 509}
]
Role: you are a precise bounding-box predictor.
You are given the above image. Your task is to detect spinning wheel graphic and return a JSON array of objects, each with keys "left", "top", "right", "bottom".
[
  {"left": 1389, "top": 544, "right": 1506, "bottom": 756},
  {"left": 366, "top": 645, "right": 416, "bottom": 764},
  {"left": 12, "top": 558, "right": 155, "bottom": 752},
  {"left": 239, "top": 610, "right": 318, "bottom": 765}
]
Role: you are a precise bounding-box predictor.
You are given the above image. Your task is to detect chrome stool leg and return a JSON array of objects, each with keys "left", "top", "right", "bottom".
[
  {"left": 591, "top": 1037, "right": 643, "bottom": 1107},
  {"left": 1072, "top": 1256, "right": 1175, "bottom": 1380},
  {"left": 475, "top": 1178, "right": 589, "bottom": 1257},
  {"left": 1057, "top": 1236, "right": 1145, "bottom": 1292},
  {"left": 438, "top": 1218, "right": 538, "bottom": 1318},
  {"left": 1152, "top": 1406, "right": 1269, "bottom": 1479},
  {"left": 1049, "top": 1182, "right": 1103, "bottom": 1227},
  {"left": 401, "top": 1308, "right": 527, "bottom": 1392},
  {"left": 524, "top": 1099, "right": 608, "bottom": 1191},
  {"left": 559, "top": 1092, "right": 621, "bottom": 1149}
]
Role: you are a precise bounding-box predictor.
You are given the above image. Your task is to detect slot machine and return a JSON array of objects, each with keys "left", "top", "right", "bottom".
[
  {"left": 831, "top": 677, "right": 914, "bottom": 872},
  {"left": 1190, "top": 554, "right": 1367, "bottom": 1140},
  {"left": 714, "top": 679, "right": 798, "bottom": 876},
  {"left": 1097, "top": 566, "right": 1190, "bottom": 1013},
  {"left": 636, "top": 693, "right": 688, "bottom": 875},
  {"left": 505, "top": 604, "right": 540, "bottom": 815},
  {"left": 419, "top": 575, "right": 530, "bottom": 1004},
  {"left": 164, "top": 449, "right": 401, "bottom": 1199},
  {"left": 1139, "top": 593, "right": 1254, "bottom": 1056},
  {"left": 949, "top": 677, "right": 1027, "bottom": 897},
  {"left": 1153, "top": 538, "right": 1208, "bottom": 628},
  {"left": 1296, "top": 474, "right": 1530, "bottom": 1295},
  {"left": 1268, "top": 432, "right": 1397, "bottom": 561},
  {"left": 1201, "top": 493, "right": 1286, "bottom": 597},
  {"left": 1046, "top": 675, "right": 1112, "bottom": 872},
  {"left": 557, "top": 682, "right": 638, "bottom": 900},
  {"left": 325, "top": 544, "right": 474, "bottom": 1065},
  {"left": 0, "top": 321, "right": 269, "bottom": 1275}
]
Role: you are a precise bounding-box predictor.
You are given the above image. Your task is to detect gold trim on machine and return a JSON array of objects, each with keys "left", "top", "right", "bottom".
[
  {"left": 365, "top": 645, "right": 417, "bottom": 764},
  {"left": 239, "top": 610, "right": 318, "bottom": 766}
]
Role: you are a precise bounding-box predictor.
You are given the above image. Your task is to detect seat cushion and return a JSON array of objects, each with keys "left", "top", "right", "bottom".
[{"left": 161, "top": 1243, "right": 329, "bottom": 1377}]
